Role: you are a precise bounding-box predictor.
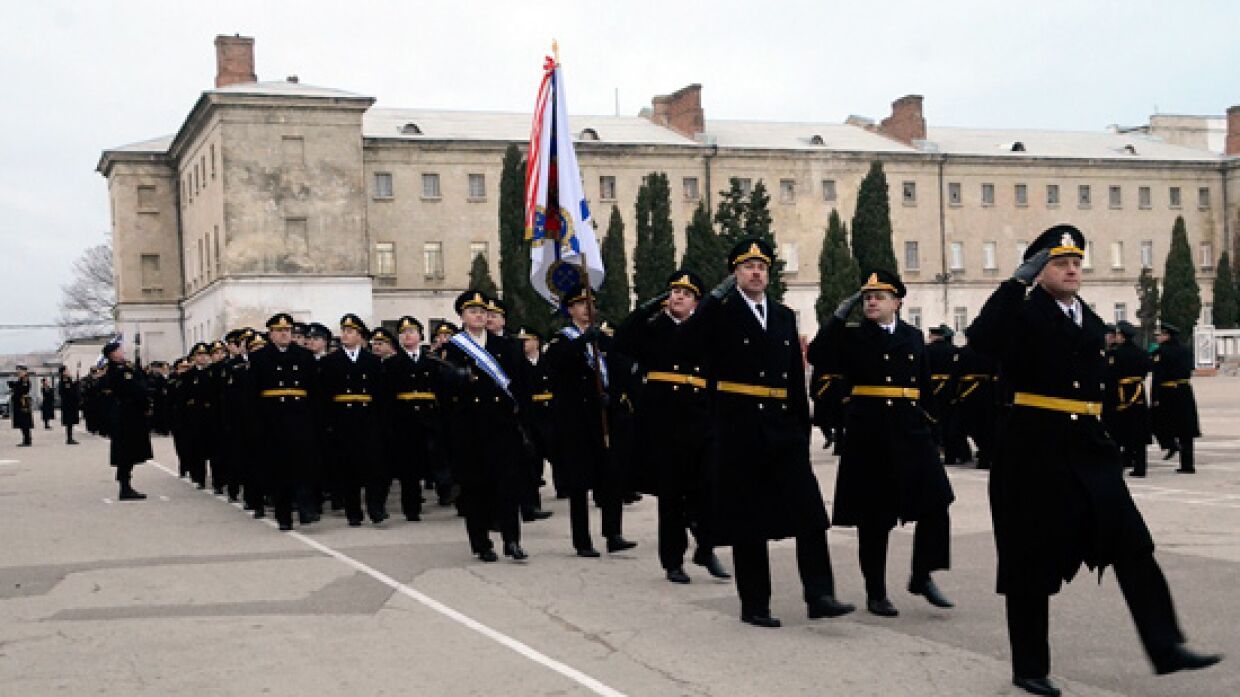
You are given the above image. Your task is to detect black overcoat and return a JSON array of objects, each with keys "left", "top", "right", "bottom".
[
  {"left": 613, "top": 307, "right": 713, "bottom": 497},
  {"left": 248, "top": 343, "right": 319, "bottom": 481},
  {"left": 439, "top": 335, "right": 528, "bottom": 487},
  {"left": 967, "top": 281, "right": 1154, "bottom": 596},
  {"left": 59, "top": 376, "right": 81, "bottom": 426},
  {"left": 675, "top": 288, "right": 830, "bottom": 545},
  {"left": 99, "top": 360, "right": 153, "bottom": 466},
  {"left": 8, "top": 376, "right": 34, "bottom": 430},
  {"left": 1150, "top": 340, "right": 1201, "bottom": 440},
  {"left": 544, "top": 327, "right": 620, "bottom": 491},
  {"left": 1103, "top": 341, "right": 1153, "bottom": 448},
  {"left": 808, "top": 318, "right": 954, "bottom": 528},
  {"left": 318, "top": 348, "right": 386, "bottom": 487}
]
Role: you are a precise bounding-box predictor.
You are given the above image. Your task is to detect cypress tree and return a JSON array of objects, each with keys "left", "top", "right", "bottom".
[
  {"left": 1160, "top": 215, "right": 1202, "bottom": 333},
  {"left": 851, "top": 161, "right": 898, "bottom": 275},
  {"left": 681, "top": 201, "right": 726, "bottom": 289},
  {"left": 814, "top": 209, "right": 861, "bottom": 326},
  {"left": 468, "top": 251, "right": 499, "bottom": 298},
  {"left": 596, "top": 206, "right": 631, "bottom": 324},
  {"left": 1135, "top": 267, "right": 1160, "bottom": 349},
  {"left": 741, "top": 180, "right": 786, "bottom": 303},
  {"left": 1212, "top": 250, "right": 1238, "bottom": 329},
  {"left": 496, "top": 143, "right": 549, "bottom": 333},
  {"left": 633, "top": 172, "right": 676, "bottom": 304},
  {"left": 713, "top": 178, "right": 748, "bottom": 250}
]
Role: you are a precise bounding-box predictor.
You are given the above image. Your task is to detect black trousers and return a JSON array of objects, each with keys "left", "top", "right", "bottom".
[
  {"left": 115, "top": 462, "right": 134, "bottom": 484},
  {"left": 1005, "top": 551, "right": 1185, "bottom": 679},
  {"left": 1125, "top": 444, "right": 1149, "bottom": 476},
  {"left": 459, "top": 481, "right": 519, "bottom": 553},
  {"left": 657, "top": 487, "right": 710, "bottom": 570},
  {"left": 19, "top": 426, "right": 32, "bottom": 444},
  {"left": 857, "top": 509, "right": 951, "bottom": 600},
  {"left": 732, "top": 532, "right": 837, "bottom": 616},
  {"left": 567, "top": 449, "right": 621, "bottom": 551},
  {"left": 1176, "top": 437, "right": 1195, "bottom": 471}
]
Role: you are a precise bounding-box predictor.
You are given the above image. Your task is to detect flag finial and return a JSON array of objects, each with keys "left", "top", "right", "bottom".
[{"left": 552, "top": 39, "right": 560, "bottom": 65}]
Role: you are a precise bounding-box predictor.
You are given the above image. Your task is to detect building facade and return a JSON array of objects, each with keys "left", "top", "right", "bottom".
[{"left": 98, "top": 36, "right": 1240, "bottom": 362}]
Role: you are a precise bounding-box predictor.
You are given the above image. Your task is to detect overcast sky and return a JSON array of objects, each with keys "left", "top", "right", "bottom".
[{"left": 2, "top": 0, "right": 1238, "bottom": 354}]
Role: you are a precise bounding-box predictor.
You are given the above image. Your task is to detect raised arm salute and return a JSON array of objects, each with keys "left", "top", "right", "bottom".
[{"left": 967, "top": 224, "right": 1220, "bottom": 696}]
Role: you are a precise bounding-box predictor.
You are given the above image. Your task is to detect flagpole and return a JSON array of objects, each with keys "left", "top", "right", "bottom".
[{"left": 578, "top": 253, "right": 611, "bottom": 450}]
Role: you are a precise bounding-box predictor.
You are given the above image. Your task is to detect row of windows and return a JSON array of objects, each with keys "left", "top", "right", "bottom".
[
  {"left": 909, "top": 301, "right": 1215, "bottom": 334},
  {"left": 181, "top": 144, "right": 219, "bottom": 206},
  {"left": 373, "top": 240, "right": 491, "bottom": 280},
  {"left": 903, "top": 181, "right": 1212, "bottom": 211},
  {"left": 376, "top": 170, "right": 1214, "bottom": 215},
  {"left": 904, "top": 238, "right": 1216, "bottom": 274}
]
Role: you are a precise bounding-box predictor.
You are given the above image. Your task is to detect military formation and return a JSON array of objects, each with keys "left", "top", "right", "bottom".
[{"left": 29, "top": 227, "right": 1224, "bottom": 696}]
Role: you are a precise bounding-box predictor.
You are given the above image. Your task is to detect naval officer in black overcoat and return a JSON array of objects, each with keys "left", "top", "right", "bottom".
[
  {"left": 676, "top": 238, "right": 854, "bottom": 628},
  {"left": 967, "top": 224, "right": 1220, "bottom": 696}
]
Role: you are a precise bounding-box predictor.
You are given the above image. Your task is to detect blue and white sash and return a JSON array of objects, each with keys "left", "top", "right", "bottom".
[
  {"left": 561, "top": 326, "right": 609, "bottom": 388},
  {"left": 450, "top": 332, "right": 513, "bottom": 398}
]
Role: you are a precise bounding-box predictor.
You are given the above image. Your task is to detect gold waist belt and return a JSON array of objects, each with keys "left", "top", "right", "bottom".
[
  {"left": 646, "top": 371, "right": 707, "bottom": 389},
  {"left": 395, "top": 391, "right": 436, "bottom": 401},
  {"left": 1118, "top": 376, "right": 1144, "bottom": 385},
  {"left": 851, "top": 386, "right": 920, "bottom": 399},
  {"left": 1158, "top": 379, "right": 1190, "bottom": 388},
  {"left": 332, "top": 394, "right": 373, "bottom": 403},
  {"left": 959, "top": 374, "right": 994, "bottom": 382},
  {"left": 261, "top": 388, "right": 307, "bottom": 398},
  {"left": 716, "top": 381, "right": 787, "bottom": 399},
  {"left": 531, "top": 392, "right": 554, "bottom": 402},
  {"left": 930, "top": 374, "right": 951, "bottom": 381},
  {"left": 1013, "top": 392, "right": 1101, "bottom": 417}
]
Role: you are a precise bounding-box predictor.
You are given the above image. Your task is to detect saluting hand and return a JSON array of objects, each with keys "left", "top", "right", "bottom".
[
  {"left": 709, "top": 275, "right": 736, "bottom": 300},
  {"left": 833, "top": 291, "right": 863, "bottom": 320},
  {"left": 1012, "top": 248, "right": 1051, "bottom": 286}
]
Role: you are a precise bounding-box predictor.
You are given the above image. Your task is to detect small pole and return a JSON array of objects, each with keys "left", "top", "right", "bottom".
[{"left": 577, "top": 255, "right": 610, "bottom": 449}]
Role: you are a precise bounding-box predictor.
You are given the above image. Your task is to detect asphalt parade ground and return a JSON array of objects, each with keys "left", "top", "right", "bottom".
[{"left": 2, "top": 380, "right": 1239, "bottom": 696}]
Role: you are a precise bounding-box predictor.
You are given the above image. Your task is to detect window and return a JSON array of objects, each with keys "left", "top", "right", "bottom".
[
  {"left": 196, "top": 238, "right": 204, "bottom": 281},
  {"left": 1110, "top": 241, "right": 1124, "bottom": 269},
  {"left": 983, "top": 241, "right": 997, "bottom": 271},
  {"left": 423, "top": 241, "right": 444, "bottom": 279},
  {"left": 140, "top": 254, "right": 160, "bottom": 290},
  {"left": 907, "top": 307, "right": 923, "bottom": 329},
  {"left": 281, "top": 136, "right": 305, "bottom": 166},
  {"left": 683, "top": 177, "right": 700, "bottom": 201},
  {"left": 1200, "top": 242, "right": 1214, "bottom": 270},
  {"left": 1047, "top": 184, "right": 1060, "bottom": 206},
  {"left": 981, "top": 183, "right": 995, "bottom": 206},
  {"left": 781, "top": 242, "right": 800, "bottom": 274},
  {"left": 373, "top": 172, "right": 394, "bottom": 199},
  {"left": 599, "top": 175, "right": 617, "bottom": 200},
  {"left": 374, "top": 242, "right": 396, "bottom": 277},
  {"left": 1140, "top": 240, "right": 1154, "bottom": 269},
  {"left": 736, "top": 178, "right": 752, "bottom": 196},
  {"left": 1078, "top": 184, "right": 1091, "bottom": 208},
  {"left": 780, "top": 179, "right": 796, "bottom": 204},
  {"left": 953, "top": 307, "right": 968, "bottom": 334},
  {"left": 1138, "top": 186, "right": 1151, "bottom": 209},
  {"left": 213, "top": 225, "right": 220, "bottom": 275},
  {"left": 1014, "top": 183, "right": 1028, "bottom": 207},
  {"left": 210, "top": 144, "right": 216, "bottom": 179},
  {"left": 1203, "top": 303, "right": 1214, "bottom": 326},
  {"left": 468, "top": 173, "right": 486, "bottom": 200},
  {"left": 205, "top": 231, "right": 213, "bottom": 280},
  {"left": 1109, "top": 185, "right": 1122, "bottom": 209},
  {"left": 1169, "top": 186, "right": 1182, "bottom": 208},
  {"left": 822, "top": 179, "right": 837, "bottom": 202},
  {"left": 902, "top": 181, "right": 916, "bottom": 205},
  {"left": 904, "top": 241, "right": 920, "bottom": 272},
  {"left": 1198, "top": 187, "right": 1211, "bottom": 210},
  {"left": 949, "top": 242, "right": 965, "bottom": 271},
  {"left": 1082, "top": 241, "right": 1094, "bottom": 270},
  {"left": 137, "top": 185, "right": 157, "bottom": 211},
  {"left": 1015, "top": 241, "right": 1028, "bottom": 264},
  {"left": 421, "top": 173, "right": 441, "bottom": 199},
  {"left": 285, "top": 218, "right": 308, "bottom": 257},
  {"left": 948, "top": 182, "right": 962, "bottom": 206},
  {"left": 469, "top": 241, "right": 489, "bottom": 262},
  {"left": 1115, "top": 303, "right": 1128, "bottom": 323},
  {"left": 200, "top": 156, "right": 206, "bottom": 187}
]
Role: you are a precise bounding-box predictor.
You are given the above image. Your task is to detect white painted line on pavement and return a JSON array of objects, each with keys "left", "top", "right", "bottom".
[
  {"left": 0, "top": 459, "right": 20, "bottom": 465},
  {"left": 149, "top": 456, "right": 627, "bottom": 697},
  {"left": 102, "top": 498, "right": 113, "bottom": 504},
  {"left": 159, "top": 495, "right": 170, "bottom": 502}
]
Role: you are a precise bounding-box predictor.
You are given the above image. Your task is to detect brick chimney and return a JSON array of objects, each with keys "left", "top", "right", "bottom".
[
  {"left": 1227, "top": 105, "right": 1240, "bottom": 156},
  {"left": 879, "top": 94, "right": 926, "bottom": 145},
  {"left": 215, "top": 34, "right": 256, "bottom": 88},
  {"left": 649, "top": 84, "right": 704, "bottom": 139}
]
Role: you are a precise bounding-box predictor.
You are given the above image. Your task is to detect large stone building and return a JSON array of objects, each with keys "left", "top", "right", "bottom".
[{"left": 98, "top": 36, "right": 1240, "bottom": 362}]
